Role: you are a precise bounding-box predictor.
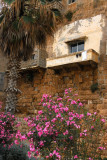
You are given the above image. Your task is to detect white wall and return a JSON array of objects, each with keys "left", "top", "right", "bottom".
[{"left": 53, "top": 14, "right": 105, "bottom": 57}]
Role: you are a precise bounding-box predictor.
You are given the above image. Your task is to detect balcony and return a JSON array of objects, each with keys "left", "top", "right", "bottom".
[
  {"left": 21, "top": 49, "right": 47, "bottom": 70},
  {"left": 46, "top": 49, "right": 99, "bottom": 68}
]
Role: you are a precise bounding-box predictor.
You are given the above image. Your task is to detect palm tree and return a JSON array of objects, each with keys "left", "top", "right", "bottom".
[{"left": 0, "top": 0, "right": 62, "bottom": 113}]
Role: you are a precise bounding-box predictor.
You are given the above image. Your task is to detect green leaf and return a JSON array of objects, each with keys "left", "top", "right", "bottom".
[
  {"left": 12, "top": 20, "right": 19, "bottom": 31},
  {"left": 40, "top": 0, "right": 46, "bottom": 5},
  {"left": 3, "top": 0, "right": 15, "bottom": 5},
  {"left": 0, "top": 14, "right": 4, "bottom": 24},
  {"left": 22, "top": 16, "right": 33, "bottom": 23},
  {"left": 51, "top": 8, "right": 61, "bottom": 17}
]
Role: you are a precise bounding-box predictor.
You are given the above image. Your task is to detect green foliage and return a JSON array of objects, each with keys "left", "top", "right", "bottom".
[
  {"left": 25, "top": 72, "right": 34, "bottom": 82},
  {"left": 0, "top": 15, "right": 4, "bottom": 24},
  {"left": 0, "top": 144, "right": 29, "bottom": 160},
  {"left": 3, "top": 0, "right": 15, "bottom": 5},
  {"left": 26, "top": 89, "right": 106, "bottom": 159},
  {"left": 90, "top": 83, "right": 98, "bottom": 93},
  {"left": 22, "top": 16, "right": 34, "bottom": 24},
  {"left": 51, "top": 8, "right": 61, "bottom": 17},
  {"left": 40, "top": 0, "right": 46, "bottom": 5},
  {"left": 65, "top": 11, "right": 73, "bottom": 21}
]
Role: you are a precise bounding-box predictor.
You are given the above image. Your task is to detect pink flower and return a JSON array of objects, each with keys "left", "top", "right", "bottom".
[
  {"left": 98, "top": 147, "right": 106, "bottom": 150},
  {"left": 53, "top": 150, "right": 57, "bottom": 154},
  {"left": 28, "top": 151, "right": 31, "bottom": 158},
  {"left": 27, "top": 131, "right": 33, "bottom": 137},
  {"left": 55, "top": 108, "right": 59, "bottom": 113},
  {"left": 63, "top": 107, "right": 69, "bottom": 112},
  {"left": 59, "top": 103, "right": 63, "bottom": 108},
  {"left": 71, "top": 100, "right": 77, "bottom": 105},
  {"left": 20, "top": 135, "right": 27, "bottom": 141},
  {"left": 89, "top": 158, "right": 93, "bottom": 160},
  {"left": 101, "top": 119, "right": 105, "bottom": 123},
  {"left": 57, "top": 98, "right": 62, "bottom": 101},
  {"left": 91, "top": 126, "right": 94, "bottom": 129},
  {"left": 63, "top": 130, "right": 68, "bottom": 135},
  {"left": 87, "top": 112, "right": 91, "bottom": 116},
  {"left": 80, "top": 133, "right": 82, "bottom": 137},
  {"left": 74, "top": 155, "right": 78, "bottom": 159},
  {"left": 79, "top": 102, "right": 83, "bottom": 106},
  {"left": 69, "top": 136, "right": 73, "bottom": 140},
  {"left": 66, "top": 121, "right": 70, "bottom": 126},
  {"left": 49, "top": 153, "right": 53, "bottom": 157},
  {"left": 30, "top": 144, "right": 35, "bottom": 152},
  {"left": 38, "top": 110, "right": 43, "bottom": 115},
  {"left": 38, "top": 131, "right": 43, "bottom": 137},
  {"left": 51, "top": 118, "right": 57, "bottom": 123},
  {"left": 79, "top": 114, "right": 84, "bottom": 119},
  {"left": 56, "top": 113, "right": 61, "bottom": 118},
  {"left": 43, "top": 103, "right": 47, "bottom": 106},
  {"left": 36, "top": 115, "right": 39, "bottom": 120},
  {"left": 14, "top": 140, "right": 19, "bottom": 145},
  {"left": 43, "top": 127, "right": 48, "bottom": 134},
  {"left": 70, "top": 121, "right": 75, "bottom": 125},
  {"left": 69, "top": 117, "right": 73, "bottom": 121},
  {"left": 39, "top": 141, "right": 44, "bottom": 147}
]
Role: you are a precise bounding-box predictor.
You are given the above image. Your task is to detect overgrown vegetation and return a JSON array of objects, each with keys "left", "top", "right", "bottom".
[
  {"left": 90, "top": 83, "right": 98, "bottom": 93},
  {"left": 65, "top": 11, "right": 73, "bottom": 21},
  {"left": 0, "top": 89, "right": 106, "bottom": 159}
]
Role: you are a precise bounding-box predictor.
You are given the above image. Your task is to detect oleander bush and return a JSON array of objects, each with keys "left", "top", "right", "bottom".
[
  {"left": 0, "top": 88, "right": 106, "bottom": 160},
  {"left": 0, "top": 102, "right": 17, "bottom": 146},
  {"left": 25, "top": 88, "right": 106, "bottom": 160}
]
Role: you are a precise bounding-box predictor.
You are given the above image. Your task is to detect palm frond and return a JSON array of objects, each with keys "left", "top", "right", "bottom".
[
  {"left": 0, "top": 14, "right": 4, "bottom": 23},
  {"left": 0, "top": 0, "right": 63, "bottom": 60},
  {"left": 3, "top": 0, "right": 15, "bottom": 5}
]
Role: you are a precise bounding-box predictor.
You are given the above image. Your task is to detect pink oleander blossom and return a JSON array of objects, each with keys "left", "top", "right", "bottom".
[
  {"left": 74, "top": 155, "right": 78, "bottom": 159},
  {"left": 28, "top": 151, "right": 31, "bottom": 158},
  {"left": 101, "top": 119, "right": 105, "bottom": 123},
  {"left": 71, "top": 100, "right": 77, "bottom": 105},
  {"left": 38, "top": 110, "right": 43, "bottom": 115},
  {"left": 63, "top": 130, "right": 68, "bottom": 135}
]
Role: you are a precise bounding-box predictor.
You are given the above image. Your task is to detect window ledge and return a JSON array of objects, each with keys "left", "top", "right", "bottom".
[{"left": 46, "top": 49, "right": 99, "bottom": 68}]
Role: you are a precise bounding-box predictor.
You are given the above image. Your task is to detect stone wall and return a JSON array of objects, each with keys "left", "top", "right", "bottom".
[{"left": 17, "top": 65, "right": 99, "bottom": 114}]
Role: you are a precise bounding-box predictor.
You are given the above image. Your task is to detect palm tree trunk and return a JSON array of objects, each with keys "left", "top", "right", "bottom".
[{"left": 5, "top": 57, "right": 21, "bottom": 114}]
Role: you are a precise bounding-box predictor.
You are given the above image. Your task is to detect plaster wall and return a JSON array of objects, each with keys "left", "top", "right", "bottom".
[{"left": 53, "top": 14, "right": 105, "bottom": 57}]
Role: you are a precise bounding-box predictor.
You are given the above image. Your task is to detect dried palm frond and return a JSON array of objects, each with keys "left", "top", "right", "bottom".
[{"left": 0, "top": 0, "right": 63, "bottom": 60}]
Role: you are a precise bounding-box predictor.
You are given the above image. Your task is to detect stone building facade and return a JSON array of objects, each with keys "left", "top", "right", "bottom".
[
  {"left": 0, "top": 0, "right": 107, "bottom": 154},
  {"left": 16, "top": 0, "right": 107, "bottom": 116}
]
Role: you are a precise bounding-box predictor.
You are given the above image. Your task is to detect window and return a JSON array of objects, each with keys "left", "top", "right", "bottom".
[
  {"left": 69, "top": 41, "right": 84, "bottom": 53},
  {"left": 0, "top": 72, "right": 5, "bottom": 91},
  {"left": 68, "top": 0, "right": 76, "bottom": 5}
]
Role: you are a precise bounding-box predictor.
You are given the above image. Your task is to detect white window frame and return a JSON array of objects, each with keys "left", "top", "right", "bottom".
[{"left": 69, "top": 40, "right": 84, "bottom": 53}]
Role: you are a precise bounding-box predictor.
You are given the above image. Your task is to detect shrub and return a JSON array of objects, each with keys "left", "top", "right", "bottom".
[
  {"left": 0, "top": 144, "right": 29, "bottom": 160},
  {"left": 0, "top": 102, "right": 18, "bottom": 146},
  {"left": 65, "top": 11, "right": 73, "bottom": 21},
  {"left": 25, "top": 88, "right": 106, "bottom": 159}
]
